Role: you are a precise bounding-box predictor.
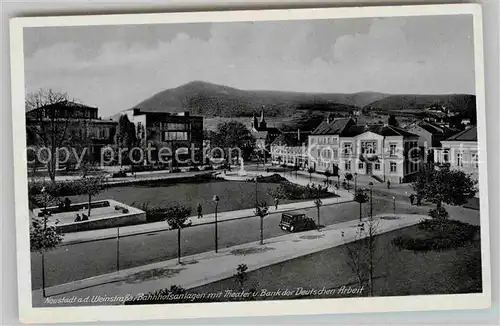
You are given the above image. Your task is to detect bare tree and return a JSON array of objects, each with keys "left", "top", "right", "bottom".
[
  {"left": 342, "top": 216, "right": 381, "bottom": 296},
  {"left": 26, "top": 89, "right": 89, "bottom": 183}
]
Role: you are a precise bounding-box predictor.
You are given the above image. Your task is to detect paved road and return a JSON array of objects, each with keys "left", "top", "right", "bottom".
[{"left": 30, "top": 195, "right": 432, "bottom": 290}]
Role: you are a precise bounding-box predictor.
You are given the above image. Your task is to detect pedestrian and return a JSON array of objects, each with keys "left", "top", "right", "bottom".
[
  {"left": 197, "top": 203, "right": 203, "bottom": 219},
  {"left": 274, "top": 197, "right": 279, "bottom": 210},
  {"left": 81, "top": 213, "right": 88, "bottom": 221},
  {"left": 387, "top": 179, "right": 391, "bottom": 189},
  {"left": 409, "top": 193, "right": 415, "bottom": 206},
  {"left": 74, "top": 214, "right": 81, "bottom": 222},
  {"left": 64, "top": 197, "right": 72, "bottom": 210}
]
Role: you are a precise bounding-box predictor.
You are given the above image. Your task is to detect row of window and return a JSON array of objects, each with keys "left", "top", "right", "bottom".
[
  {"left": 163, "top": 131, "right": 189, "bottom": 141},
  {"left": 438, "top": 150, "right": 479, "bottom": 168},
  {"left": 153, "top": 122, "right": 189, "bottom": 131},
  {"left": 310, "top": 137, "right": 338, "bottom": 145},
  {"left": 344, "top": 161, "right": 397, "bottom": 172}
]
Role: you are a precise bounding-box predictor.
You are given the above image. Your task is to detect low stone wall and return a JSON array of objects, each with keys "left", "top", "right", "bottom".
[
  {"left": 48, "top": 199, "right": 146, "bottom": 233},
  {"left": 56, "top": 211, "right": 146, "bottom": 233}
]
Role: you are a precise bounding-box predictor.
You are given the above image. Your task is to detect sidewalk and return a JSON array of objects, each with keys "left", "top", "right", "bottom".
[
  {"left": 61, "top": 190, "right": 353, "bottom": 245},
  {"left": 33, "top": 213, "right": 428, "bottom": 307}
]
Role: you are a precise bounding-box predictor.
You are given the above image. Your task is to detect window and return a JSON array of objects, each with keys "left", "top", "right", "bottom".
[
  {"left": 345, "top": 161, "right": 351, "bottom": 171},
  {"left": 472, "top": 153, "right": 479, "bottom": 168},
  {"left": 456, "top": 153, "right": 463, "bottom": 167},
  {"left": 163, "top": 131, "right": 188, "bottom": 141},
  {"left": 343, "top": 143, "right": 352, "bottom": 155},
  {"left": 442, "top": 149, "right": 449, "bottom": 163},
  {"left": 358, "top": 162, "right": 364, "bottom": 169},
  {"left": 389, "top": 143, "right": 397, "bottom": 156},
  {"left": 375, "top": 163, "right": 381, "bottom": 170},
  {"left": 361, "top": 141, "right": 377, "bottom": 154},
  {"left": 390, "top": 162, "right": 397, "bottom": 172},
  {"left": 167, "top": 123, "right": 187, "bottom": 130}
]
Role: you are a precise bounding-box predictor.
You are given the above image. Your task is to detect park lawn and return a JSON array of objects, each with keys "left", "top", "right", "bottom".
[{"left": 186, "top": 221, "right": 483, "bottom": 301}]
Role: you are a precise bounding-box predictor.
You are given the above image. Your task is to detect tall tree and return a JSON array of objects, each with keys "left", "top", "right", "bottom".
[
  {"left": 25, "top": 89, "right": 83, "bottom": 183},
  {"left": 212, "top": 121, "right": 255, "bottom": 161},
  {"left": 412, "top": 165, "right": 476, "bottom": 219},
  {"left": 114, "top": 115, "right": 137, "bottom": 166},
  {"left": 164, "top": 205, "right": 192, "bottom": 264}
]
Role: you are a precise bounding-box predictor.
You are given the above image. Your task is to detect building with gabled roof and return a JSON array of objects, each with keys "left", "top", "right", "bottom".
[
  {"left": 434, "top": 126, "right": 479, "bottom": 182},
  {"left": 270, "top": 129, "right": 311, "bottom": 169},
  {"left": 308, "top": 117, "right": 420, "bottom": 183}
]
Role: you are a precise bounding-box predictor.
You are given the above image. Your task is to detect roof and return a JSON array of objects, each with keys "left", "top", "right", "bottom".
[
  {"left": 444, "top": 126, "right": 477, "bottom": 142},
  {"left": 311, "top": 118, "right": 354, "bottom": 135},
  {"left": 417, "top": 122, "right": 445, "bottom": 135},
  {"left": 271, "top": 131, "right": 311, "bottom": 147},
  {"left": 27, "top": 101, "right": 97, "bottom": 113}
]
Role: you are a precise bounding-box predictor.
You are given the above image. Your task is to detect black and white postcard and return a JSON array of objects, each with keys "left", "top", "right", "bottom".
[{"left": 9, "top": 4, "right": 491, "bottom": 323}]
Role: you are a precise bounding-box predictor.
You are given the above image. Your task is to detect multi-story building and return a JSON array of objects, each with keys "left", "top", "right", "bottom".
[
  {"left": 270, "top": 129, "right": 310, "bottom": 169},
  {"left": 26, "top": 101, "right": 117, "bottom": 162},
  {"left": 434, "top": 126, "right": 479, "bottom": 181},
  {"left": 308, "top": 117, "right": 420, "bottom": 183},
  {"left": 121, "top": 109, "right": 203, "bottom": 166},
  {"left": 405, "top": 121, "right": 458, "bottom": 165},
  {"left": 250, "top": 111, "right": 281, "bottom": 160}
]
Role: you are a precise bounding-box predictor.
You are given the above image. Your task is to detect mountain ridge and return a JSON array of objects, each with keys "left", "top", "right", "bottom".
[{"left": 112, "top": 81, "right": 475, "bottom": 122}]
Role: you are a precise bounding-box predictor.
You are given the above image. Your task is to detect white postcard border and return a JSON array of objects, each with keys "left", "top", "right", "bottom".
[{"left": 9, "top": 3, "right": 491, "bottom": 324}]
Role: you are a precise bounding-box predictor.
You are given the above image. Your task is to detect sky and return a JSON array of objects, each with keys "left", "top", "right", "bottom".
[{"left": 24, "top": 14, "right": 475, "bottom": 117}]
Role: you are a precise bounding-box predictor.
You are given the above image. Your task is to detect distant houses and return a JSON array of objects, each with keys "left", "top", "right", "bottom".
[
  {"left": 250, "top": 110, "right": 281, "bottom": 161},
  {"left": 270, "top": 129, "right": 310, "bottom": 169}
]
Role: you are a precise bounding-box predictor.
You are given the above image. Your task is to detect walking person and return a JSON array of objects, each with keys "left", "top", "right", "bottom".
[
  {"left": 387, "top": 179, "right": 391, "bottom": 189},
  {"left": 409, "top": 193, "right": 415, "bottom": 206},
  {"left": 274, "top": 197, "right": 279, "bottom": 210},
  {"left": 197, "top": 203, "right": 203, "bottom": 219}
]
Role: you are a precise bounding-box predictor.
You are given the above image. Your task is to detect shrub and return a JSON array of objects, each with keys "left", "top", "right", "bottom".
[
  {"left": 268, "top": 182, "right": 330, "bottom": 200},
  {"left": 254, "top": 174, "right": 287, "bottom": 184},
  {"left": 428, "top": 206, "right": 449, "bottom": 220},
  {"left": 112, "top": 170, "right": 127, "bottom": 178},
  {"left": 171, "top": 168, "right": 182, "bottom": 173},
  {"left": 188, "top": 166, "right": 200, "bottom": 172},
  {"left": 393, "top": 219, "right": 478, "bottom": 251},
  {"left": 203, "top": 165, "right": 214, "bottom": 171}
]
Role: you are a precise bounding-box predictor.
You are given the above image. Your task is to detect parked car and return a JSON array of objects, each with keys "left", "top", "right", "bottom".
[{"left": 279, "top": 213, "right": 315, "bottom": 232}]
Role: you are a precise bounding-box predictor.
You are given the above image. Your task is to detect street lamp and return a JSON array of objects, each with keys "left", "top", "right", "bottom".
[
  {"left": 213, "top": 195, "right": 220, "bottom": 253},
  {"left": 368, "top": 182, "right": 374, "bottom": 219},
  {"left": 392, "top": 196, "right": 396, "bottom": 215},
  {"left": 354, "top": 172, "right": 358, "bottom": 192}
]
